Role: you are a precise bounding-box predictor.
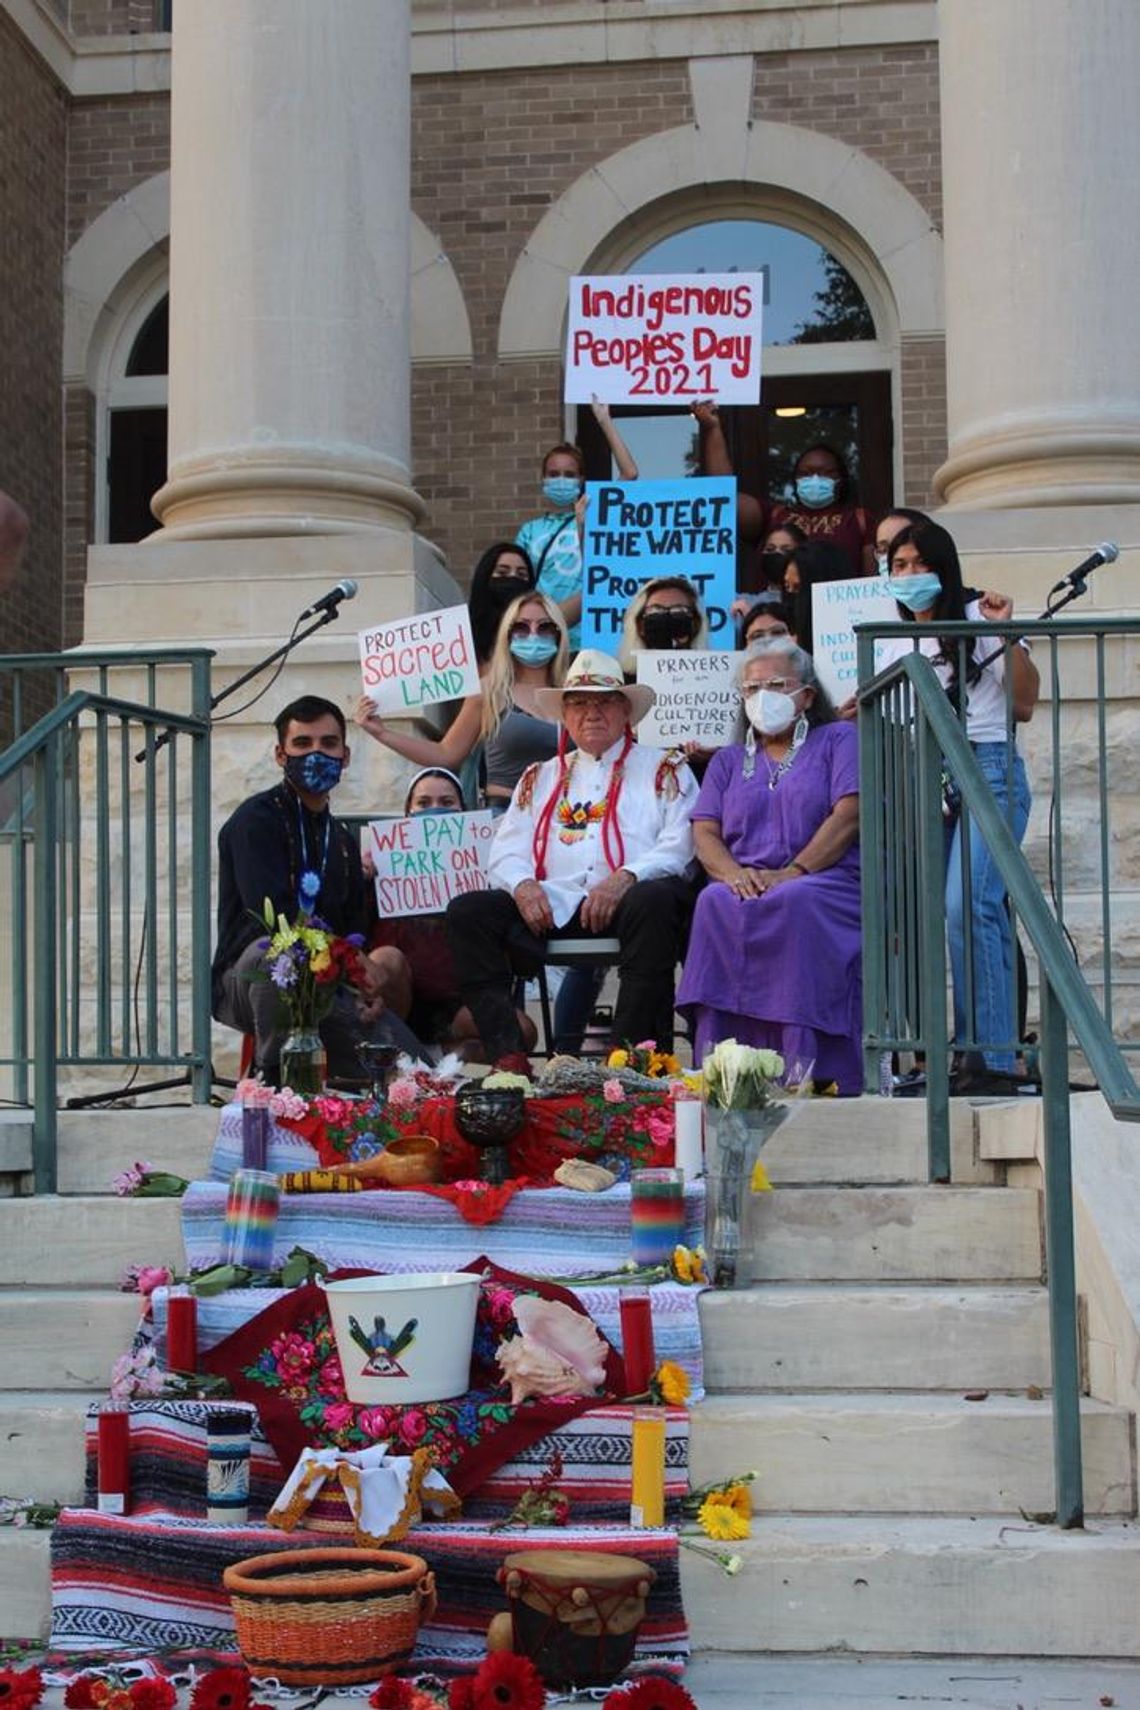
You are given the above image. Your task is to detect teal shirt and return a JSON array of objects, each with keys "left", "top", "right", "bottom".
[{"left": 516, "top": 510, "right": 582, "bottom": 650}]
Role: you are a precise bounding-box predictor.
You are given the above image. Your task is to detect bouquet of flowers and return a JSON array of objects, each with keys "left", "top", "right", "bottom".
[
  {"left": 258, "top": 899, "right": 368, "bottom": 1032},
  {"left": 701, "top": 1039, "right": 785, "bottom": 1110},
  {"left": 701, "top": 1041, "right": 790, "bottom": 1289},
  {"left": 606, "top": 1040, "right": 681, "bottom": 1080}
]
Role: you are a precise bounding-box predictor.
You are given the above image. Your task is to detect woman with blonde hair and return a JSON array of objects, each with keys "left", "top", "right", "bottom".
[
  {"left": 354, "top": 590, "right": 569, "bottom": 811},
  {"left": 618, "top": 575, "right": 710, "bottom": 675}
]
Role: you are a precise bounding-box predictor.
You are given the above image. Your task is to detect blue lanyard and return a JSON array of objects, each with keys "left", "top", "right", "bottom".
[{"left": 296, "top": 798, "right": 331, "bottom": 914}]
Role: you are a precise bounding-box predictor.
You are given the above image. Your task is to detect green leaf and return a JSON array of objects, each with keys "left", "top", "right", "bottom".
[{"left": 189, "top": 1263, "right": 251, "bottom": 1296}]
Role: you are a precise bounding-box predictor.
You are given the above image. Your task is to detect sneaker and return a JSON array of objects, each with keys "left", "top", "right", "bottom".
[{"left": 948, "top": 1065, "right": 1024, "bottom": 1098}]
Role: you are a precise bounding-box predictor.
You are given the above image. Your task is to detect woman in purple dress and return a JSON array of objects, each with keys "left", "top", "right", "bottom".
[{"left": 676, "top": 638, "right": 863, "bottom": 1094}]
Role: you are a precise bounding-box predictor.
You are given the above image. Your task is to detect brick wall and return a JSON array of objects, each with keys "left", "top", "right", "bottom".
[
  {"left": 67, "top": 94, "right": 170, "bottom": 247},
  {"left": 899, "top": 336, "right": 949, "bottom": 508},
  {"left": 62, "top": 385, "right": 96, "bottom": 647},
  {"left": 0, "top": 12, "right": 67, "bottom": 674}
]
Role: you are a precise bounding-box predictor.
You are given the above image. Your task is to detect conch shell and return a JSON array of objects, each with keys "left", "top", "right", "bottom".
[{"left": 496, "top": 1296, "right": 609, "bottom": 1404}]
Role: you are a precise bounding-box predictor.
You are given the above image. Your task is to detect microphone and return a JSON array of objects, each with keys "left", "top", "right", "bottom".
[
  {"left": 298, "top": 579, "right": 359, "bottom": 621},
  {"left": 1051, "top": 542, "right": 1118, "bottom": 593}
]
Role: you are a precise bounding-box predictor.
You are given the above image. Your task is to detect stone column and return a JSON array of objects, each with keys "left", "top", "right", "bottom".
[
  {"left": 151, "top": 0, "right": 422, "bottom": 537},
  {"left": 934, "top": 0, "right": 1140, "bottom": 509}
]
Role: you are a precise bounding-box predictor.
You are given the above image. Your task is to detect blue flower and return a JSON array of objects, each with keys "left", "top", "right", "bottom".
[
  {"left": 300, "top": 871, "right": 321, "bottom": 900},
  {"left": 269, "top": 953, "right": 299, "bottom": 989},
  {"left": 350, "top": 1133, "right": 381, "bottom": 1161},
  {"left": 455, "top": 1399, "right": 480, "bottom": 1438}
]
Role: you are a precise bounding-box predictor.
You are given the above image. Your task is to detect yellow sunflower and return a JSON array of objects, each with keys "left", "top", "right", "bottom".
[
  {"left": 607, "top": 1048, "right": 629, "bottom": 1070},
  {"left": 653, "top": 1359, "right": 691, "bottom": 1406},
  {"left": 721, "top": 1481, "right": 753, "bottom": 1519},
  {"left": 698, "top": 1494, "right": 751, "bottom": 1541}
]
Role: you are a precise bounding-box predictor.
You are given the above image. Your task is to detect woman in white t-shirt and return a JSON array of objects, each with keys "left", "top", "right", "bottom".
[{"left": 877, "top": 521, "right": 1039, "bottom": 1090}]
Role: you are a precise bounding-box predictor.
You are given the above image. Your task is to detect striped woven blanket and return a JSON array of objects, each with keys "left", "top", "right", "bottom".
[
  {"left": 49, "top": 1510, "right": 687, "bottom": 1673},
  {"left": 180, "top": 1179, "right": 706, "bottom": 1282}
]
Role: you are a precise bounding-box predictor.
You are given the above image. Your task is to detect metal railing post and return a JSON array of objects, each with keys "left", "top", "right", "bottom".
[
  {"left": 189, "top": 653, "right": 213, "bottom": 1103},
  {"left": 32, "top": 738, "right": 58, "bottom": 1193},
  {"left": 915, "top": 701, "right": 950, "bottom": 1182},
  {"left": 1039, "top": 968, "right": 1084, "bottom": 1527},
  {"left": 857, "top": 631, "right": 886, "bottom": 1092}
]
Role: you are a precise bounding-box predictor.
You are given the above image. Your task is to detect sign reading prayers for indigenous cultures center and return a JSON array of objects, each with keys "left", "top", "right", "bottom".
[
  {"left": 358, "top": 605, "right": 480, "bottom": 717},
  {"left": 369, "top": 810, "right": 495, "bottom": 919},
  {"left": 580, "top": 476, "right": 737, "bottom": 652},
  {"left": 811, "top": 575, "right": 899, "bottom": 704},
  {"left": 564, "top": 273, "right": 764, "bottom": 405},
  {"left": 636, "top": 650, "right": 743, "bottom": 749}
]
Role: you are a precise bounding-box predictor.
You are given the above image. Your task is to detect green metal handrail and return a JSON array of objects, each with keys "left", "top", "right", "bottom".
[
  {"left": 0, "top": 650, "right": 213, "bottom": 1192},
  {"left": 857, "top": 626, "right": 1140, "bottom": 1530}
]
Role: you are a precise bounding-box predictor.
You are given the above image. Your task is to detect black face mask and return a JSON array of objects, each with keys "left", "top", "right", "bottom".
[
  {"left": 641, "top": 607, "right": 696, "bottom": 648},
  {"left": 760, "top": 550, "right": 791, "bottom": 586},
  {"left": 487, "top": 575, "right": 533, "bottom": 606}
]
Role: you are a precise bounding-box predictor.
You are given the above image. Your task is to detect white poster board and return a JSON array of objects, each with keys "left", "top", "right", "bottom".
[
  {"left": 564, "top": 274, "right": 764, "bottom": 405},
  {"left": 369, "top": 810, "right": 495, "bottom": 918},
  {"left": 359, "top": 606, "right": 480, "bottom": 717},
  {"left": 811, "top": 576, "right": 898, "bottom": 702},
  {"left": 636, "top": 651, "right": 743, "bottom": 749}
]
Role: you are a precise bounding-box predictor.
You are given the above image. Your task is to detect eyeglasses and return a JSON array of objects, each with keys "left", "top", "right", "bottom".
[
  {"left": 743, "top": 677, "right": 801, "bottom": 695},
  {"left": 563, "top": 691, "right": 626, "bottom": 709},
  {"left": 509, "top": 621, "right": 560, "bottom": 641}
]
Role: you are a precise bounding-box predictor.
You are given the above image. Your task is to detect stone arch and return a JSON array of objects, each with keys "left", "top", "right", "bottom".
[{"left": 64, "top": 172, "right": 473, "bottom": 386}]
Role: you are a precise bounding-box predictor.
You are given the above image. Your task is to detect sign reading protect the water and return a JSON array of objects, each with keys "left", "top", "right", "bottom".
[
  {"left": 369, "top": 810, "right": 495, "bottom": 918},
  {"left": 358, "top": 606, "right": 480, "bottom": 716},
  {"left": 564, "top": 274, "right": 764, "bottom": 404},
  {"left": 580, "top": 477, "right": 737, "bottom": 652},
  {"left": 811, "top": 576, "right": 898, "bottom": 702}
]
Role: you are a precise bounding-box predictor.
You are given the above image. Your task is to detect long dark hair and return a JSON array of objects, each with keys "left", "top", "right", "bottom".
[
  {"left": 785, "top": 538, "right": 853, "bottom": 653},
  {"left": 888, "top": 520, "right": 978, "bottom": 707},
  {"left": 468, "top": 540, "right": 536, "bottom": 663}
]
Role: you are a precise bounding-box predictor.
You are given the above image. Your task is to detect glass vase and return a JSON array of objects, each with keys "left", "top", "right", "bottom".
[
  {"left": 703, "top": 1103, "right": 788, "bottom": 1288},
  {"left": 279, "top": 1027, "right": 326, "bottom": 1097}
]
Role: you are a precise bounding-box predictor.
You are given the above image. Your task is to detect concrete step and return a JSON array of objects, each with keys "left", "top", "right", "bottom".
[
  {"left": 700, "top": 1284, "right": 1053, "bottom": 1391},
  {"left": 680, "top": 1514, "right": 1140, "bottom": 1656},
  {"left": 0, "top": 1529, "right": 52, "bottom": 1643},
  {"left": 688, "top": 1392, "right": 1136, "bottom": 1517},
  {"left": 55, "top": 1107, "right": 219, "bottom": 1194},
  {"left": 0, "top": 1197, "right": 184, "bottom": 1286},
  {"left": 760, "top": 1096, "right": 996, "bottom": 1186},
  {"left": 747, "top": 1185, "right": 1042, "bottom": 1282},
  {"left": 0, "top": 1291, "right": 141, "bottom": 1389},
  {"left": 0, "top": 1391, "right": 98, "bottom": 1502}
]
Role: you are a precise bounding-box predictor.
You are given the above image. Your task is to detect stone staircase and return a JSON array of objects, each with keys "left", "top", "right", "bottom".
[{"left": 2, "top": 1097, "right": 1139, "bottom": 1652}]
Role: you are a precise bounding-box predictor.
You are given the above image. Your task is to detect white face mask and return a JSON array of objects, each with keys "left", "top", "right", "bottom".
[{"left": 744, "top": 686, "right": 803, "bottom": 737}]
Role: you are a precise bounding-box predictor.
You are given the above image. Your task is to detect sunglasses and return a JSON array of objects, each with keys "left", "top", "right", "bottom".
[{"left": 509, "top": 621, "right": 560, "bottom": 640}]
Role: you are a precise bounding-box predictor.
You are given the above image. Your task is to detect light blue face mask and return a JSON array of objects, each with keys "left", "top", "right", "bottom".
[
  {"left": 542, "top": 475, "right": 581, "bottom": 508},
  {"left": 795, "top": 474, "right": 837, "bottom": 509},
  {"left": 510, "top": 634, "right": 560, "bottom": 667},
  {"left": 888, "top": 572, "right": 942, "bottom": 613}
]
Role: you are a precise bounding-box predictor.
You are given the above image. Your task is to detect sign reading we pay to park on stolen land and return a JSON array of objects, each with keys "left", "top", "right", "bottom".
[
  {"left": 580, "top": 477, "right": 737, "bottom": 652},
  {"left": 636, "top": 651, "right": 743, "bottom": 749},
  {"left": 811, "top": 575, "right": 899, "bottom": 704},
  {"left": 358, "top": 605, "right": 480, "bottom": 717},
  {"left": 564, "top": 273, "right": 764, "bottom": 405},
  {"left": 369, "top": 810, "right": 495, "bottom": 919}
]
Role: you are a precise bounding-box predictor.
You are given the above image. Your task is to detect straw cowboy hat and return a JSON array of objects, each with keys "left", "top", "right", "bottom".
[{"left": 533, "top": 649, "right": 656, "bottom": 726}]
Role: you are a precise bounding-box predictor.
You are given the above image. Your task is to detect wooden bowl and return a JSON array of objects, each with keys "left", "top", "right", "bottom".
[{"left": 348, "top": 1133, "right": 442, "bottom": 1187}]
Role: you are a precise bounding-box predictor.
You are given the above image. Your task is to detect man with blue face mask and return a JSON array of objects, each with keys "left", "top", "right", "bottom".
[{"left": 213, "top": 694, "right": 419, "bottom": 1083}]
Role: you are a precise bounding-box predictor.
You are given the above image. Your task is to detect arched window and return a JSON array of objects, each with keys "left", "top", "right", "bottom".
[
  {"left": 101, "top": 287, "right": 168, "bottom": 544},
  {"left": 577, "top": 216, "right": 893, "bottom": 520}
]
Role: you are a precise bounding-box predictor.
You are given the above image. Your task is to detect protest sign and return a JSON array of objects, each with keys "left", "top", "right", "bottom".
[
  {"left": 811, "top": 576, "right": 898, "bottom": 702},
  {"left": 580, "top": 476, "right": 737, "bottom": 652},
  {"left": 369, "top": 809, "right": 495, "bottom": 919},
  {"left": 636, "top": 650, "right": 743, "bottom": 749},
  {"left": 564, "top": 273, "right": 764, "bottom": 405},
  {"left": 359, "top": 606, "right": 480, "bottom": 717}
]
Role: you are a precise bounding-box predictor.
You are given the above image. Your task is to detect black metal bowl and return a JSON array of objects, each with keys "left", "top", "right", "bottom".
[{"left": 453, "top": 1083, "right": 527, "bottom": 1146}]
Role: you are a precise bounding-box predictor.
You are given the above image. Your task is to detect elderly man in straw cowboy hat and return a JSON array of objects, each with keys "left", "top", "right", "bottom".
[{"left": 446, "top": 650, "right": 699, "bottom": 1063}]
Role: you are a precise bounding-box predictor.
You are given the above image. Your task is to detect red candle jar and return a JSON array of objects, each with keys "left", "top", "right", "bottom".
[
  {"left": 619, "top": 1283, "right": 657, "bottom": 1398},
  {"left": 97, "top": 1400, "right": 131, "bottom": 1514},
  {"left": 166, "top": 1286, "right": 198, "bottom": 1373}
]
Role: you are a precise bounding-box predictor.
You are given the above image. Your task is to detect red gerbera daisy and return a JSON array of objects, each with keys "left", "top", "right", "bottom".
[
  {"left": 447, "top": 1681, "right": 476, "bottom": 1710},
  {"left": 471, "top": 1653, "right": 546, "bottom": 1710},
  {"left": 369, "top": 1682, "right": 416, "bottom": 1710},
  {"left": 64, "top": 1682, "right": 97, "bottom": 1710},
  {"left": 601, "top": 1678, "right": 697, "bottom": 1710},
  {"left": 189, "top": 1668, "right": 252, "bottom": 1710},
  {"left": 0, "top": 1667, "right": 44, "bottom": 1710},
  {"left": 130, "top": 1683, "right": 177, "bottom": 1710}
]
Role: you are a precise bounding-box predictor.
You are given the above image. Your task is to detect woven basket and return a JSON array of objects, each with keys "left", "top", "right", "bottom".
[{"left": 223, "top": 1547, "right": 436, "bottom": 1686}]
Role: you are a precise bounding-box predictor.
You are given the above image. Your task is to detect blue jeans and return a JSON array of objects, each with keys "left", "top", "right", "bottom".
[{"left": 945, "top": 742, "right": 1030, "bottom": 1073}]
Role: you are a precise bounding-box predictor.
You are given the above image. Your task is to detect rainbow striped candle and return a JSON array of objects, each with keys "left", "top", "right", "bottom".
[
  {"left": 223, "top": 1168, "right": 280, "bottom": 1271},
  {"left": 630, "top": 1167, "right": 684, "bottom": 1267}
]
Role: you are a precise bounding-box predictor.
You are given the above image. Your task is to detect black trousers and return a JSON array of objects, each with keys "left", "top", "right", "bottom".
[{"left": 446, "top": 877, "right": 694, "bottom": 1060}]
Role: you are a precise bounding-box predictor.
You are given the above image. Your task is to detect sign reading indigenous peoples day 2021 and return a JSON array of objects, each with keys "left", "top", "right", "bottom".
[
  {"left": 579, "top": 477, "right": 737, "bottom": 651},
  {"left": 369, "top": 810, "right": 495, "bottom": 919},
  {"left": 635, "top": 651, "right": 743, "bottom": 749},
  {"left": 564, "top": 274, "right": 764, "bottom": 405},
  {"left": 811, "top": 576, "right": 898, "bottom": 703},
  {"left": 358, "top": 606, "right": 480, "bottom": 717}
]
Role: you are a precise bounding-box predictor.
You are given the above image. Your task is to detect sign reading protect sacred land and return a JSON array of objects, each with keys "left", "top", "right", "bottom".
[
  {"left": 564, "top": 274, "right": 764, "bottom": 405},
  {"left": 580, "top": 477, "right": 737, "bottom": 652},
  {"left": 369, "top": 810, "right": 495, "bottom": 919},
  {"left": 358, "top": 606, "right": 480, "bottom": 716},
  {"left": 811, "top": 576, "right": 898, "bottom": 703},
  {"left": 636, "top": 651, "right": 743, "bottom": 749}
]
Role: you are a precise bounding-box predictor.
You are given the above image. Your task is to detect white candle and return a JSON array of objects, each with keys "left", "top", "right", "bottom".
[{"left": 673, "top": 1098, "right": 704, "bottom": 1181}]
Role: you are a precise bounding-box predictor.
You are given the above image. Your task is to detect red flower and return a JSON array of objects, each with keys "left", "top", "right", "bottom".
[
  {"left": 189, "top": 1668, "right": 253, "bottom": 1710},
  {"left": 472, "top": 1652, "right": 546, "bottom": 1710},
  {"left": 368, "top": 1683, "right": 416, "bottom": 1710},
  {"left": 447, "top": 1683, "right": 476, "bottom": 1710},
  {"left": 601, "top": 1678, "right": 697, "bottom": 1710},
  {"left": 0, "top": 1667, "right": 44, "bottom": 1710},
  {"left": 64, "top": 1683, "right": 96, "bottom": 1710},
  {"left": 130, "top": 1684, "right": 177, "bottom": 1710}
]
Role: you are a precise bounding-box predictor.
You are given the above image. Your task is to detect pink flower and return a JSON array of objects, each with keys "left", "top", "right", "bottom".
[
  {"left": 268, "top": 1088, "right": 308, "bottom": 1119},
  {"left": 236, "top": 1078, "right": 262, "bottom": 1104},
  {"left": 322, "top": 1401, "right": 356, "bottom": 1434},
  {"left": 386, "top": 1078, "right": 420, "bottom": 1111},
  {"left": 316, "top": 1355, "right": 345, "bottom": 1397},
  {"left": 120, "top": 1264, "right": 173, "bottom": 1298},
  {"left": 396, "top": 1407, "right": 428, "bottom": 1447},
  {"left": 453, "top": 1178, "right": 487, "bottom": 1195},
  {"left": 271, "top": 1332, "right": 316, "bottom": 1381},
  {"left": 110, "top": 1346, "right": 164, "bottom": 1401},
  {"left": 356, "top": 1406, "right": 396, "bottom": 1441},
  {"left": 485, "top": 1285, "right": 516, "bottom": 1329},
  {"left": 645, "top": 1105, "right": 675, "bottom": 1150},
  {"left": 602, "top": 1078, "right": 625, "bottom": 1104},
  {"left": 314, "top": 1096, "right": 355, "bottom": 1126},
  {"left": 635, "top": 1039, "right": 656, "bottom": 1052},
  {"left": 111, "top": 1161, "right": 154, "bottom": 1196}
]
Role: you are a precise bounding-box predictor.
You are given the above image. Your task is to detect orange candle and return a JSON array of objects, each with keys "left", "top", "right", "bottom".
[{"left": 630, "top": 1407, "right": 666, "bottom": 1528}]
